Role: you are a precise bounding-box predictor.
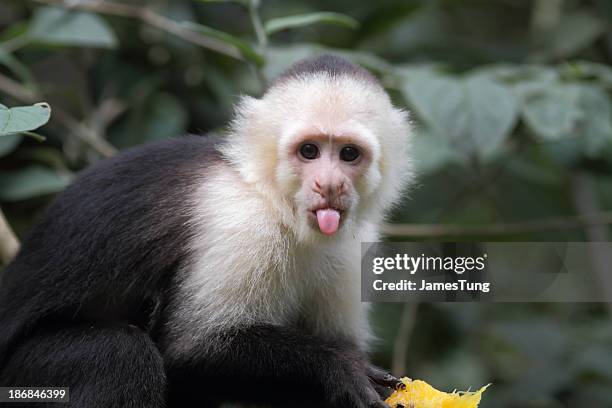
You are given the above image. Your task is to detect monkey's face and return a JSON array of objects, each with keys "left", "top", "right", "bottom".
[
  {"left": 225, "top": 74, "right": 412, "bottom": 241},
  {"left": 283, "top": 132, "right": 375, "bottom": 237}
]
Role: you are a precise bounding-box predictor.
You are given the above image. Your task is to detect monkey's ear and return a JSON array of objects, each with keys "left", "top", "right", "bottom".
[
  {"left": 224, "top": 94, "right": 277, "bottom": 186},
  {"left": 230, "top": 95, "right": 268, "bottom": 145}
]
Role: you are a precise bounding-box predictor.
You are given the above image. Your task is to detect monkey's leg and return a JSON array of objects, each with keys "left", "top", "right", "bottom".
[
  {"left": 0, "top": 322, "right": 166, "bottom": 408},
  {"left": 165, "top": 325, "right": 388, "bottom": 408}
]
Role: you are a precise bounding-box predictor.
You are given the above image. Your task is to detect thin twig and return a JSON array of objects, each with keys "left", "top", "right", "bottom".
[
  {"left": 0, "top": 34, "right": 32, "bottom": 54},
  {"left": 570, "top": 173, "right": 612, "bottom": 316},
  {"left": 246, "top": 0, "right": 269, "bottom": 90},
  {"left": 54, "top": 110, "right": 117, "bottom": 157},
  {"left": 391, "top": 302, "right": 418, "bottom": 375},
  {"left": 0, "top": 208, "right": 19, "bottom": 266},
  {"left": 382, "top": 211, "right": 612, "bottom": 237},
  {"left": 530, "top": 0, "right": 563, "bottom": 35},
  {"left": 90, "top": 98, "right": 127, "bottom": 139},
  {"left": 528, "top": 0, "right": 563, "bottom": 62},
  {"left": 0, "top": 72, "right": 37, "bottom": 101},
  {"left": 31, "top": 0, "right": 244, "bottom": 61},
  {"left": 248, "top": 0, "right": 268, "bottom": 49}
]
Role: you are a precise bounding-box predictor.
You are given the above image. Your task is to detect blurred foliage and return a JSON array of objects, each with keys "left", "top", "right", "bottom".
[{"left": 1, "top": 0, "right": 612, "bottom": 407}]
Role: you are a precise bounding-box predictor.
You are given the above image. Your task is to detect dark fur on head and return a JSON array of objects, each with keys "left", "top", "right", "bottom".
[{"left": 271, "top": 54, "right": 380, "bottom": 89}]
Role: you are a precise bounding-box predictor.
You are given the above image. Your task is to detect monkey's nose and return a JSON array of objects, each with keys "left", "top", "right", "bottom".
[
  {"left": 312, "top": 183, "right": 338, "bottom": 199},
  {"left": 312, "top": 179, "right": 324, "bottom": 196},
  {"left": 312, "top": 178, "right": 332, "bottom": 196},
  {"left": 313, "top": 176, "right": 346, "bottom": 200}
]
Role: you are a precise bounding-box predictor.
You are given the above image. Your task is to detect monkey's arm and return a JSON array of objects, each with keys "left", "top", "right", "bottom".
[{"left": 166, "top": 324, "right": 398, "bottom": 408}]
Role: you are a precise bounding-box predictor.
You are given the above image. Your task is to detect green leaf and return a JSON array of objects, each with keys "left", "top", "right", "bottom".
[
  {"left": 563, "top": 61, "right": 612, "bottom": 89},
  {"left": 0, "top": 102, "right": 51, "bottom": 136},
  {"left": 180, "top": 21, "right": 263, "bottom": 66},
  {"left": 522, "top": 85, "right": 582, "bottom": 140},
  {"left": 471, "top": 64, "right": 560, "bottom": 101},
  {"left": 534, "top": 11, "right": 606, "bottom": 61},
  {"left": 0, "top": 165, "right": 71, "bottom": 201},
  {"left": 28, "top": 6, "right": 117, "bottom": 49},
  {"left": 510, "top": 68, "right": 560, "bottom": 101},
  {"left": 0, "top": 134, "right": 22, "bottom": 157},
  {"left": 264, "top": 12, "right": 359, "bottom": 35},
  {"left": 464, "top": 75, "right": 519, "bottom": 157},
  {"left": 358, "top": 7, "right": 448, "bottom": 57},
  {"left": 412, "top": 127, "right": 462, "bottom": 174},
  {"left": 404, "top": 74, "right": 464, "bottom": 138},
  {"left": 403, "top": 73, "right": 518, "bottom": 158}
]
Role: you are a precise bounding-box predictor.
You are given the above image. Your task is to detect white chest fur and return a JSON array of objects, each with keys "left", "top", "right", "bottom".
[{"left": 164, "top": 165, "right": 375, "bottom": 358}]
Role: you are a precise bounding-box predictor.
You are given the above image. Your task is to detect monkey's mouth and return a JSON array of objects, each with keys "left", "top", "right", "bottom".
[{"left": 309, "top": 207, "right": 344, "bottom": 236}]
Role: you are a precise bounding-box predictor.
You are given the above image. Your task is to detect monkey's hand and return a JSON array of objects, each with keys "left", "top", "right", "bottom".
[
  {"left": 367, "top": 364, "right": 404, "bottom": 400},
  {"left": 323, "top": 351, "right": 399, "bottom": 408}
]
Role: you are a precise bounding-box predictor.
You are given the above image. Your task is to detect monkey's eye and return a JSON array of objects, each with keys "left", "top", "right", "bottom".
[
  {"left": 340, "top": 146, "right": 360, "bottom": 162},
  {"left": 299, "top": 143, "right": 319, "bottom": 160}
]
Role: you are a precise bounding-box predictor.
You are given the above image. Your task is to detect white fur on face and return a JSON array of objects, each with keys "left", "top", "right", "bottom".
[
  {"left": 165, "top": 72, "right": 413, "bottom": 358},
  {"left": 222, "top": 73, "right": 413, "bottom": 232}
]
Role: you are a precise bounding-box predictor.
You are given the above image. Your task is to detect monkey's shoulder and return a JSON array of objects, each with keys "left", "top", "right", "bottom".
[
  {"left": 16, "top": 135, "right": 227, "bottom": 265},
  {"left": 54, "top": 135, "right": 224, "bottom": 205},
  {"left": 81, "top": 135, "right": 224, "bottom": 181}
]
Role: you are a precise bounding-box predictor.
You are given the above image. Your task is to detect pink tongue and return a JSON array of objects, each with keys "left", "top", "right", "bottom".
[{"left": 316, "top": 209, "right": 341, "bottom": 236}]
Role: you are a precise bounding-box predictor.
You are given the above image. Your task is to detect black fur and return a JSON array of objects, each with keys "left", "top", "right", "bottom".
[
  {"left": 1, "top": 323, "right": 166, "bottom": 407},
  {"left": 0, "top": 135, "right": 220, "bottom": 407},
  {"left": 0, "top": 60, "right": 398, "bottom": 407},
  {"left": 165, "top": 325, "right": 386, "bottom": 408},
  {"left": 272, "top": 54, "right": 380, "bottom": 88}
]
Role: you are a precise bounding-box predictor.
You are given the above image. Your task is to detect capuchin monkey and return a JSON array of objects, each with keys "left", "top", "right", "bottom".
[{"left": 0, "top": 55, "right": 413, "bottom": 407}]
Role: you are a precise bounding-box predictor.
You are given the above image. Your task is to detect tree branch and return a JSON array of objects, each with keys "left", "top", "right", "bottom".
[
  {"left": 570, "top": 173, "right": 612, "bottom": 315},
  {"left": 248, "top": 0, "right": 268, "bottom": 50},
  {"left": 31, "top": 0, "right": 244, "bottom": 61},
  {"left": 0, "top": 72, "right": 37, "bottom": 101},
  {"left": 0, "top": 208, "right": 19, "bottom": 266},
  {"left": 530, "top": 0, "right": 563, "bottom": 36},
  {"left": 382, "top": 211, "right": 612, "bottom": 238},
  {"left": 391, "top": 302, "right": 418, "bottom": 376}
]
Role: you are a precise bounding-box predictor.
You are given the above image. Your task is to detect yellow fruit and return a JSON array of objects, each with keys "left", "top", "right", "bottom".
[{"left": 385, "top": 378, "right": 490, "bottom": 408}]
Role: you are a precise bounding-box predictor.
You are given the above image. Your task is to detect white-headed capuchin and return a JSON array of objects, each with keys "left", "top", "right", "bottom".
[{"left": 0, "top": 54, "right": 413, "bottom": 408}]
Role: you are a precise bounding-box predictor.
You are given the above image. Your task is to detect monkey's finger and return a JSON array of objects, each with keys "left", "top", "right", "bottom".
[
  {"left": 367, "top": 365, "right": 402, "bottom": 389},
  {"left": 365, "top": 385, "right": 389, "bottom": 408},
  {"left": 369, "top": 400, "right": 389, "bottom": 408},
  {"left": 372, "top": 384, "right": 394, "bottom": 399}
]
